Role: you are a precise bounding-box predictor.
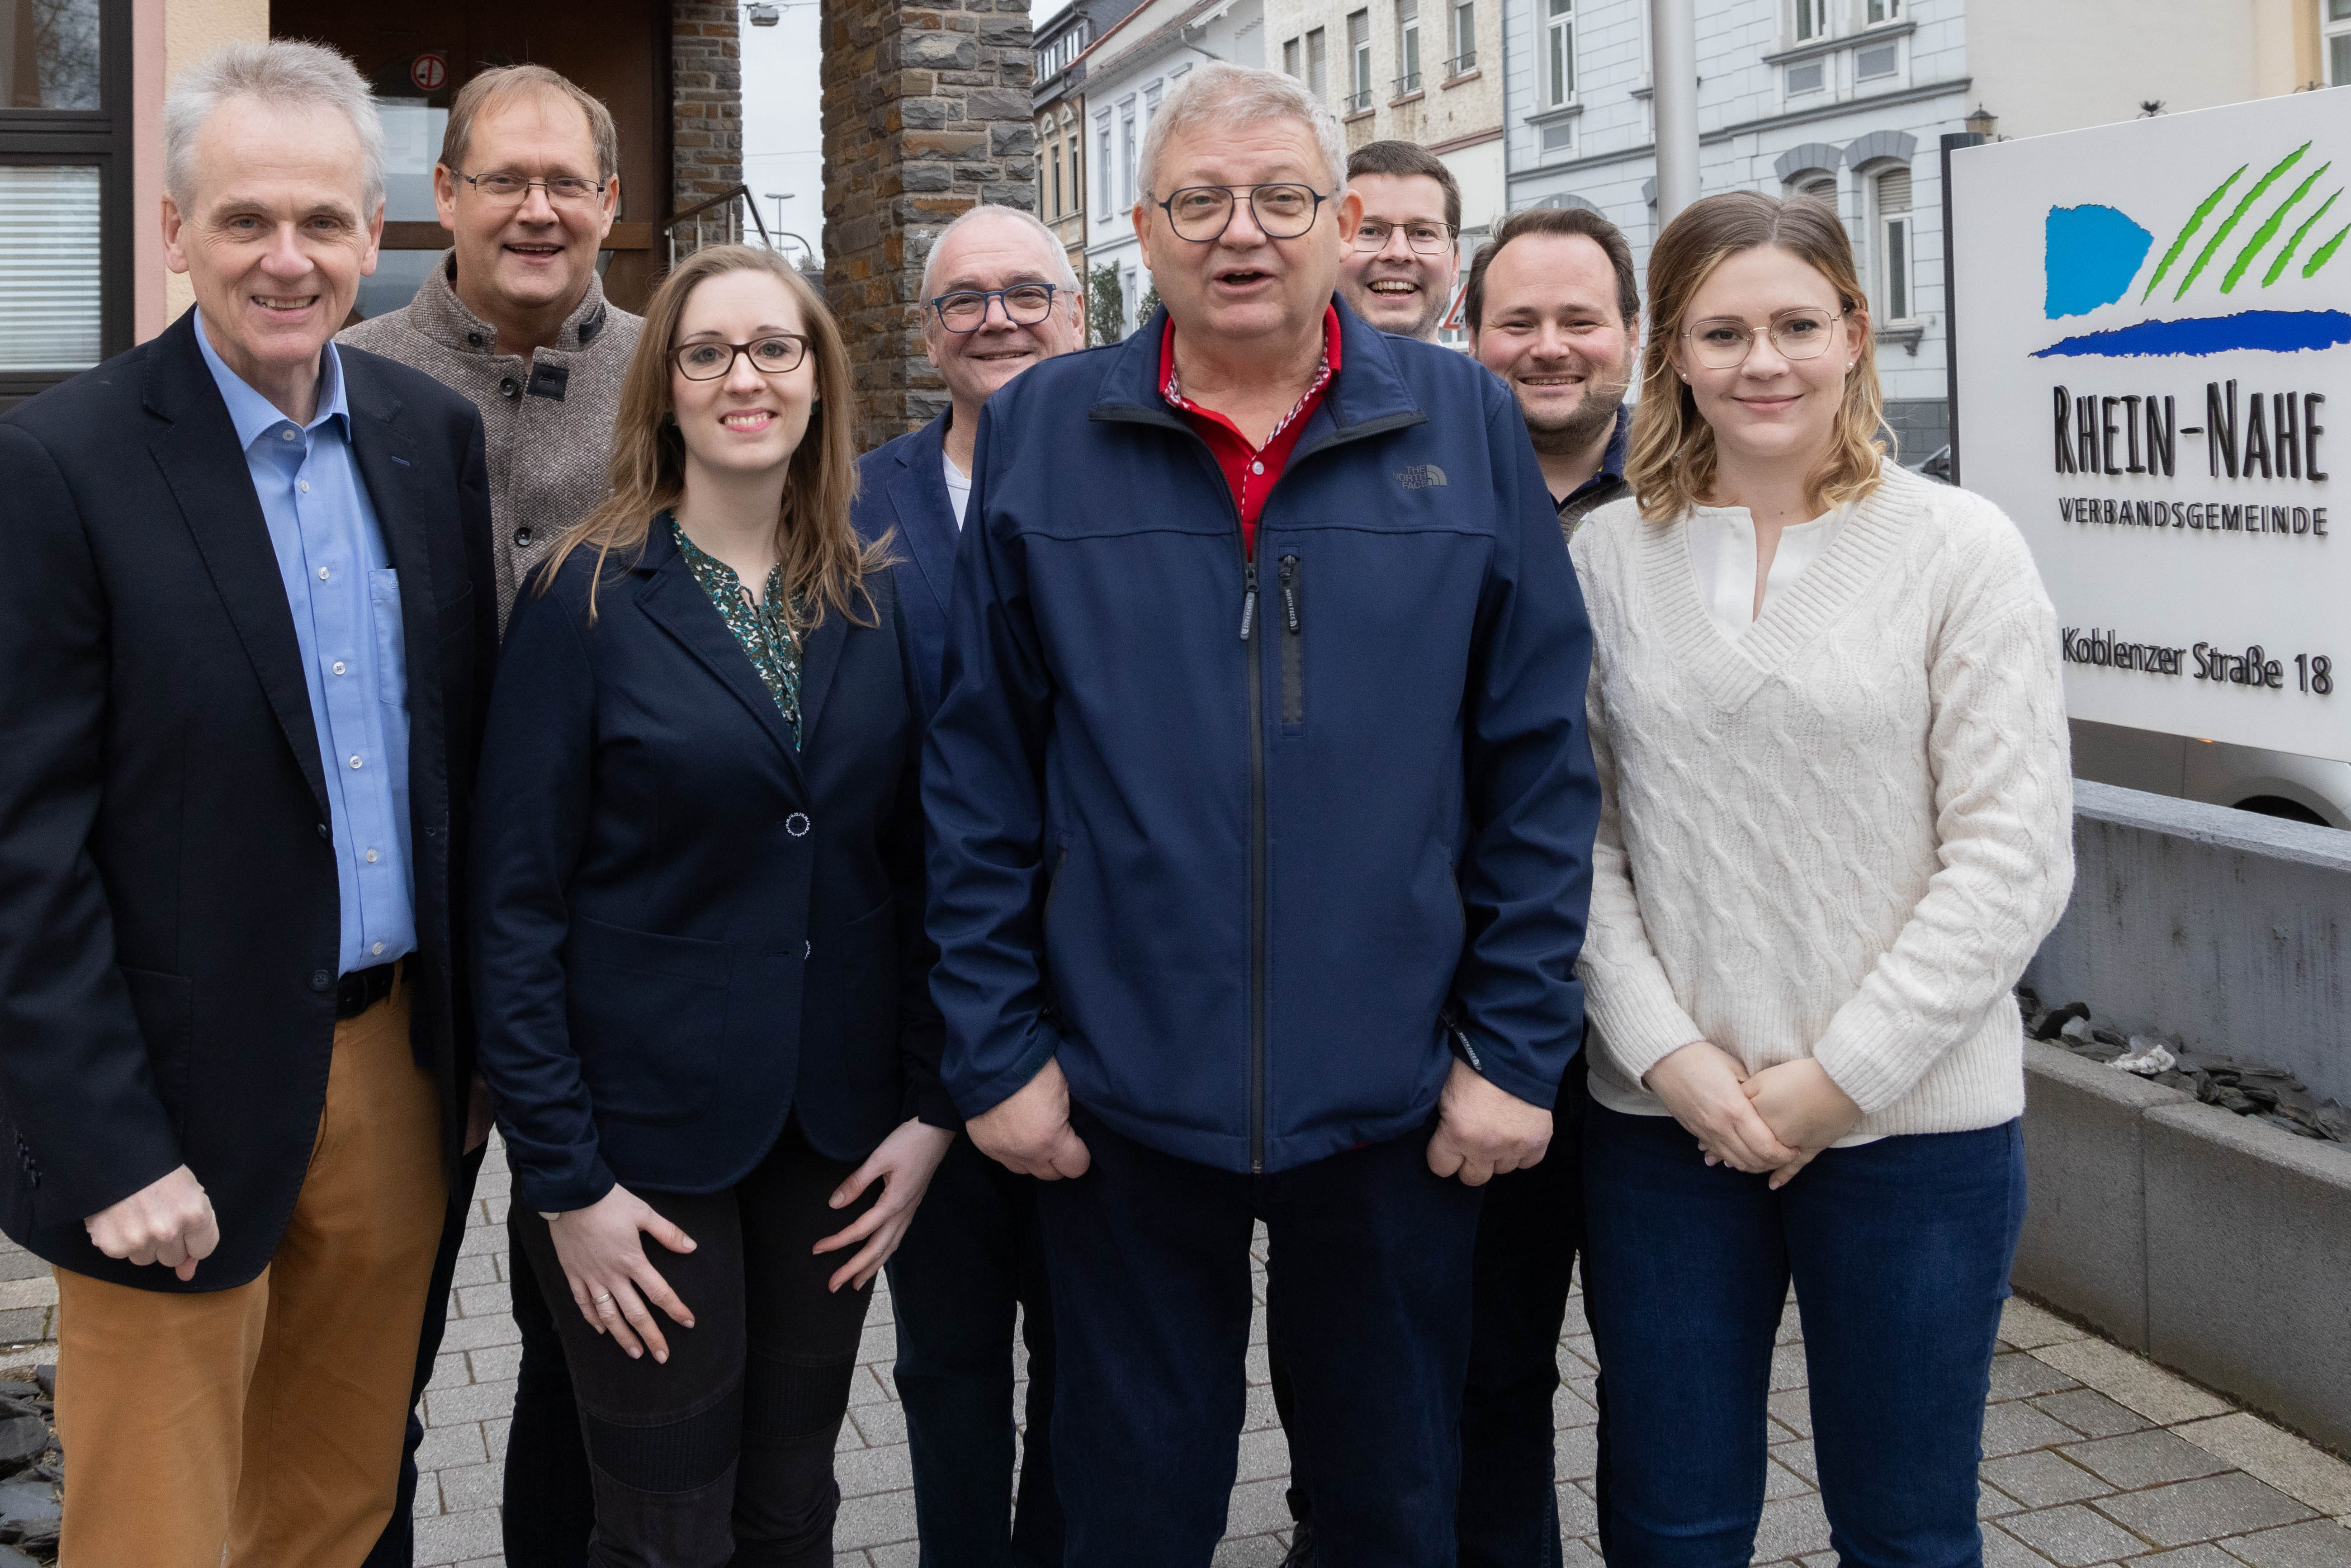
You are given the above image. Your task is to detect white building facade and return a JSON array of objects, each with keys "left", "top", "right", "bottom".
[
  {"left": 1077, "top": 0, "right": 1271, "bottom": 339},
  {"left": 1498, "top": 0, "right": 2337, "bottom": 460}
]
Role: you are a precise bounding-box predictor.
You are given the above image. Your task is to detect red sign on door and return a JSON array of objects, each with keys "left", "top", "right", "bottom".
[{"left": 410, "top": 52, "right": 448, "bottom": 92}]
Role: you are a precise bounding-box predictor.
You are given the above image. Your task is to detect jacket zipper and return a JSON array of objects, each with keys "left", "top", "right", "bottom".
[
  {"left": 1238, "top": 550, "right": 1268, "bottom": 1172},
  {"left": 1277, "top": 555, "right": 1304, "bottom": 726}
]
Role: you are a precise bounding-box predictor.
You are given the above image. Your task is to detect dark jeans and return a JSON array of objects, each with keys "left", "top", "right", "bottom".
[
  {"left": 516, "top": 1124, "right": 880, "bottom": 1568},
  {"left": 1580, "top": 1104, "right": 2028, "bottom": 1568},
  {"left": 884, "top": 1132, "right": 1063, "bottom": 1568},
  {"left": 366, "top": 1140, "right": 489, "bottom": 1568},
  {"left": 506, "top": 1218, "right": 596, "bottom": 1568},
  {"left": 1271, "top": 1053, "right": 1593, "bottom": 1568},
  {"left": 1039, "top": 1107, "right": 1484, "bottom": 1568}
]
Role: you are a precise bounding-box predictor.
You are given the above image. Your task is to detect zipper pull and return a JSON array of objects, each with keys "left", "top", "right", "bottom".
[
  {"left": 1278, "top": 555, "right": 1301, "bottom": 634},
  {"left": 1239, "top": 560, "right": 1259, "bottom": 641}
]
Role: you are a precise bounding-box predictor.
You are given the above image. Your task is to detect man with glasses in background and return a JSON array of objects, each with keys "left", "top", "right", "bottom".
[
  {"left": 852, "top": 202, "right": 1082, "bottom": 1567},
  {"left": 341, "top": 61, "right": 639, "bottom": 1568},
  {"left": 1335, "top": 141, "right": 1462, "bottom": 344},
  {"left": 923, "top": 62, "right": 1600, "bottom": 1567}
]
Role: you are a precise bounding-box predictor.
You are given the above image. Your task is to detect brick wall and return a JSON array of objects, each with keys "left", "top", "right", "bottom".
[
  {"left": 822, "top": 0, "right": 1039, "bottom": 449},
  {"left": 674, "top": 1, "right": 745, "bottom": 214}
]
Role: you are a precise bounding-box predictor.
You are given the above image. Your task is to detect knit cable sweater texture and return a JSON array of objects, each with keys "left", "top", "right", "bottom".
[{"left": 1569, "top": 463, "right": 2075, "bottom": 1135}]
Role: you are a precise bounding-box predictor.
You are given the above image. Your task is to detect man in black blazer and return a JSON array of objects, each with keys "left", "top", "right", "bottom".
[
  {"left": 852, "top": 202, "right": 1081, "bottom": 1568},
  {"left": 0, "top": 41, "right": 495, "bottom": 1568}
]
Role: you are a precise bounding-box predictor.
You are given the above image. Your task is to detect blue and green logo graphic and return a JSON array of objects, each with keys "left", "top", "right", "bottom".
[{"left": 2036, "top": 140, "right": 2350, "bottom": 359}]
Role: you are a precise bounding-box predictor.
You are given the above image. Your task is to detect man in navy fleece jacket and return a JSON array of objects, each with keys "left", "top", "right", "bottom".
[{"left": 922, "top": 61, "right": 1601, "bottom": 1566}]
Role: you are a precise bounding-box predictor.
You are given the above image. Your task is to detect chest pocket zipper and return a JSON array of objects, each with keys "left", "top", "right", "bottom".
[{"left": 1277, "top": 554, "right": 1305, "bottom": 729}]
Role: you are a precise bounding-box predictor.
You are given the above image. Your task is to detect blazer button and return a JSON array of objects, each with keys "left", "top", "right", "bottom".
[
  {"left": 514, "top": 525, "right": 534, "bottom": 547},
  {"left": 467, "top": 332, "right": 484, "bottom": 348},
  {"left": 317, "top": 822, "right": 330, "bottom": 841},
  {"left": 499, "top": 377, "right": 520, "bottom": 399},
  {"left": 785, "top": 812, "right": 811, "bottom": 837},
  {"left": 310, "top": 968, "right": 333, "bottom": 992}
]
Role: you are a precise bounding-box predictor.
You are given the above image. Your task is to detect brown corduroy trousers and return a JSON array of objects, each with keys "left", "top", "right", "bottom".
[{"left": 52, "top": 975, "right": 446, "bottom": 1568}]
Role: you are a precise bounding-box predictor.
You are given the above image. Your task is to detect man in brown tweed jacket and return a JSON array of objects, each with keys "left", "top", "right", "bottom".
[
  {"left": 341, "top": 64, "right": 641, "bottom": 632},
  {"left": 338, "top": 61, "right": 634, "bottom": 1568}
]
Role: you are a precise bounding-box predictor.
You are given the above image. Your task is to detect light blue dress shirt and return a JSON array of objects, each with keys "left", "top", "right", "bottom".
[{"left": 196, "top": 313, "right": 415, "bottom": 975}]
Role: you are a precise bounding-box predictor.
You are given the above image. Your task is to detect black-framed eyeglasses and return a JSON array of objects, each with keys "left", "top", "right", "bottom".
[
  {"left": 1679, "top": 307, "right": 1848, "bottom": 369},
  {"left": 930, "top": 283, "right": 1061, "bottom": 332},
  {"left": 671, "top": 335, "right": 811, "bottom": 381},
  {"left": 1352, "top": 219, "right": 1457, "bottom": 256},
  {"left": 1157, "top": 183, "right": 1332, "bottom": 242},
  {"left": 454, "top": 170, "right": 606, "bottom": 206}
]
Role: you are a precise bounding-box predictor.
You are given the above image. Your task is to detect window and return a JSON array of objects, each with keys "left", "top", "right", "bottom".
[
  {"left": 1786, "top": 59, "right": 1825, "bottom": 95},
  {"left": 1285, "top": 36, "right": 1301, "bottom": 76},
  {"left": 1, "top": 0, "right": 128, "bottom": 411},
  {"left": 1544, "top": 0, "right": 1574, "bottom": 107},
  {"left": 1798, "top": 173, "right": 1836, "bottom": 209},
  {"left": 1119, "top": 103, "right": 1136, "bottom": 208},
  {"left": 1856, "top": 41, "right": 1899, "bottom": 80},
  {"left": 1397, "top": 0, "right": 1421, "bottom": 94},
  {"left": 1307, "top": 28, "right": 1328, "bottom": 97},
  {"left": 1048, "top": 125, "right": 1063, "bottom": 216},
  {"left": 1144, "top": 82, "right": 1162, "bottom": 132},
  {"left": 1793, "top": 0, "right": 1823, "bottom": 42},
  {"left": 1096, "top": 117, "right": 1113, "bottom": 217},
  {"left": 1067, "top": 121, "right": 1081, "bottom": 215},
  {"left": 1448, "top": 0, "right": 1476, "bottom": 75},
  {"left": 1875, "top": 166, "right": 1912, "bottom": 319},
  {"left": 1866, "top": 0, "right": 1899, "bottom": 20},
  {"left": 1347, "top": 11, "right": 1372, "bottom": 111},
  {"left": 2329, "top": 0, "right": 2351, "bottom": 86}
]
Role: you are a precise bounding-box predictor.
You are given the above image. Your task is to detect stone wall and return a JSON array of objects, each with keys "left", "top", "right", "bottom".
[
  {"left": 823, "top": 0, "right": 1039, "bottom": 449},
  {"left": 673, "top": 1, "right": 745, "bottom": 215}
]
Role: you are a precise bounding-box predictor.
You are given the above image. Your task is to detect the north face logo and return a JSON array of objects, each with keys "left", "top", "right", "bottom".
[{"left": 1397, "top": 464, "right": 1447, "bottom": 489}]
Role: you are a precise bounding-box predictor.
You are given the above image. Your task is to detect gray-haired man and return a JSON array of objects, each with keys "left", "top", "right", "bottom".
[
  {"left": 0, "top": 40, "right": 495, "bottom": 1566},
  {"left": 853, "top": 202, "right": 1083, "bottom": 1566}
]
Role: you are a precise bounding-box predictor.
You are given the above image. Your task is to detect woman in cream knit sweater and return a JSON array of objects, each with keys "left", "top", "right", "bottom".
[{"left": 1571, "top": 191, "right": 2073, "bottom": 1564}]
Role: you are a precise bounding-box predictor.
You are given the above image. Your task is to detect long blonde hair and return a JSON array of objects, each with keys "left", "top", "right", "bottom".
[
  {"left": 542, "top": 244, "right": 889, "bottom": 622},
  {"left": 1627, "top": 190, "right": 1887, "bottom": 521}
]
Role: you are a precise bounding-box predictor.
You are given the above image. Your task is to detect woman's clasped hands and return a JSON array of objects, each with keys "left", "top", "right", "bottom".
[{"left": 1642, "top": 1042, "right": 1862, "bottom": 1189}]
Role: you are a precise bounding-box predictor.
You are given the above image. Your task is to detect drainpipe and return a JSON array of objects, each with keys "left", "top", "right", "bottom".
[{"left": 1649, "top": 0, "right": 1698, "bottom": 224}]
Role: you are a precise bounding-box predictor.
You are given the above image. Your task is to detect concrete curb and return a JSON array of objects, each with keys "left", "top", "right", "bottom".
[{"left": 2019, "top": 1039, "right": 2351, "bottom": 1455}]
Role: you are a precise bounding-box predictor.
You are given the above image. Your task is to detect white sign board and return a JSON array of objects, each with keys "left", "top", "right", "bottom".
[{"left": 1952, "top": 93, "right": 2349, "bottom": 762}]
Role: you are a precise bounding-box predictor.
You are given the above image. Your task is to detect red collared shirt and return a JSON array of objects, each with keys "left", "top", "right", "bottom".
[{"left": 1159, "top": 306, "right": 1343, "bottom": 558}]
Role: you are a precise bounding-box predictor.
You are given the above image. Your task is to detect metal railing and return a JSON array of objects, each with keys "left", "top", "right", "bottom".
[
  {"left": 1394, "top": 70, "right": 1423, "bottom": 94},
  {"left": 666, "top": 184, "right": 774, "bottom": 265},
  {"left": 1343, "top": 86, "right": 1373, "bottom": 112},
  {"left": 1443, "top": 49, "right": 1477, "bottom": 76}
]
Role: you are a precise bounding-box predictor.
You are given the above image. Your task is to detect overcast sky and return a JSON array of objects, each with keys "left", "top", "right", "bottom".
[{"left": 740, "top": 5, "right": 826, "bottom": 264}]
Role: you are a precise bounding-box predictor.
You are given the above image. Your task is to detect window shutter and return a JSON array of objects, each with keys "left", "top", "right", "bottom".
[
  {"left": 1878, "top": 168, "right": 1911, "bottom": 214},
  {"left": 0, "top": 165, "right": 102, "bottom": 373}
]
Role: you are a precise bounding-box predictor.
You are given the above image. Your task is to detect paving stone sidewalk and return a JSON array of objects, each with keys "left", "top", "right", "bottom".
[{"left": 6, "top": 1133, "right": 2351, "bottom": 1568}]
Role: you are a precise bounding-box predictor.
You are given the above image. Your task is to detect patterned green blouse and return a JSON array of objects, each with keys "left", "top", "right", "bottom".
[{"left": 671, "top": 516, "right": 804, "bottom": 748}]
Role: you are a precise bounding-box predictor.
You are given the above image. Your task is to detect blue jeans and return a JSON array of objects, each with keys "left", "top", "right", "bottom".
[{"left": 1581, "top": 1104, "right": 2026, "bottom": 1568}]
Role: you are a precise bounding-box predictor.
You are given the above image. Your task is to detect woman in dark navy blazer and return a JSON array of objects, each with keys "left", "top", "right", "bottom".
[{"left": 473, "top": 244, "right": 955, "bottom": 1568}]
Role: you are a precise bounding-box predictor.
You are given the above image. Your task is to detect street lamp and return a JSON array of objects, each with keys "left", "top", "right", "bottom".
[
  {"left": 746, "top": 4, "right": 780, "bottom": 24},
  {"left": 764, "top": 191, "right": 795, "bottom": 243},
  {"left": 1964, "top": 104, "right": 1999, "bottom": 140}
]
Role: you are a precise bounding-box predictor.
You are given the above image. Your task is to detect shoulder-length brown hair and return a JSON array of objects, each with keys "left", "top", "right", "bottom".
[
  {"left": 1627, "top": 190, "right": 1887, "bottom": 521},
  {"left": 542, "top": 243, "right": 888, "bottom": 623}
]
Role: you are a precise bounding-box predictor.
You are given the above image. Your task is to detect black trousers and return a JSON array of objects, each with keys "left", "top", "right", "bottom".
[
  {"left": 515, "top": 1124, "right": 880, "bottom": 1568},
  {"left": 505, "top": 1219, "right": 597, "bottom": 1568},
  {"left": 1040, "top": 1107, "right": 1484, "bottom": 1568},
  {"left": 883, "top": 1132, "right": 1064, "bottom": 1567},
  {"left": 1271, "top": 1050, "right": 1591, "bottom": 1568}
]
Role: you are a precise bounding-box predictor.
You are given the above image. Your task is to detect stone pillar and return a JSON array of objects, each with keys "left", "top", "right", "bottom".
[
  {"left": 673, "top": 2, "right": 745, "bottom": 215},
  {"left": 822, "top": 0, "right": 1038, "bottom": 449}
]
